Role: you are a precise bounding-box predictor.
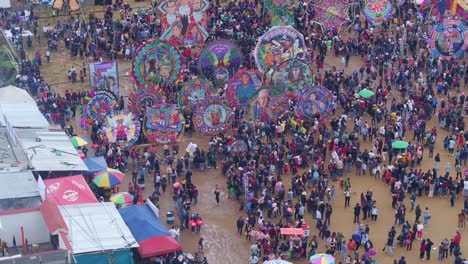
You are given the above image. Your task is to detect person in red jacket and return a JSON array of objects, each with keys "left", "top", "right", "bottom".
[{"left": 453, "top": 231, "right": 461, "bottom": 246}]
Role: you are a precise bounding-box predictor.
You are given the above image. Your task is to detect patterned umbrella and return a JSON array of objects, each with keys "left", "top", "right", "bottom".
[
  {"left": 313, "top": 0, "right": 351, "bottom": 32},
  {"left": 309, "top": 253, "right": 335, "bottom": 264},
  {"left": 392, "top": 140, "right": 409, "bottom": 149},
  {"left": 70, "top": 136, "right": 90, "bottom": 147},
  {"left": 110, "top": 192, "right": 134, "bottom": 205},
  {"left": 92, "top": 168, "right": 125, "bottom": 187}
]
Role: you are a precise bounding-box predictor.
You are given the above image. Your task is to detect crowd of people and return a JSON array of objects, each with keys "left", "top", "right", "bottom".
[{"left": 1, "top": 0, "right": 468, "bottom": 263}]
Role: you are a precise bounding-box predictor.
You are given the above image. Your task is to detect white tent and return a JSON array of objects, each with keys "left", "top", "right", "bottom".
[
  {"left": 0, "top": 0, "right": 11, "bottom": 8},
  {"left": 0, "top": 85, "right": 34, "bottom": 104},
  {"left": 58, "top": 202, "right": 138, "bottom": 254}
]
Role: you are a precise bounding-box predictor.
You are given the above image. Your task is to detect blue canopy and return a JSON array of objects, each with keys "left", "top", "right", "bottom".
[
  {"left": 119, "top": 204, "right": 170, "bottom": 242},
  {"left": 83, "top": 156, "right": 108, "bottom": 172}
]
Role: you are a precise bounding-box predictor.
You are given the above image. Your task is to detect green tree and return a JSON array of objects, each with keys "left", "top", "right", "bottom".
[{"left": 0, "top": 46, "right": 17, "bottom": 86}]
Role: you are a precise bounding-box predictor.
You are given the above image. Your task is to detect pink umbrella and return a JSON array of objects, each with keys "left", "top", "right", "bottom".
[{"left": 368, "top": 248, "right": 377, "bottom": 256}]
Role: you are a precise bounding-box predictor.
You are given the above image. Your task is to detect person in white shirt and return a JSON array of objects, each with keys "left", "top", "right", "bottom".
[{"left": 249, "top": 254, "right": 258, "bottom": 264}]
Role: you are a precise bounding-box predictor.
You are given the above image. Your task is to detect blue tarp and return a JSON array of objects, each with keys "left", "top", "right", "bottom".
[
  {"left": 83, "top": 156, "right": 108, "bottom": 172},
  {"left": 119, "top": 204, "right": 170, "bottom": 242}
]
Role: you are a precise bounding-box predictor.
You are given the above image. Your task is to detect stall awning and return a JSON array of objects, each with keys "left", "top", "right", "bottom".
[{"left": 43, "top": 175, "right": 98, "bottom": 205}]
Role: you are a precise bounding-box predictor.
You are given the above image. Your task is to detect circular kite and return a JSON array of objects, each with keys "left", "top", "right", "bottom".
[
  {"left": 363, "top": 0, "right": 394, "bottom": 27},
  {"left": 312, "top": 0, "right": 351, "bottom": 32},
  {"left": 225, "top": 69, "right": 263, "bottom": 108},
  {"left": 199, "top": 40, "right": 243, "bottom": 86},
  {"left": 194, "top": 97, "right": 234, "bottom": 136},
  {"left": 143, "top": 104, "right": 185, "bottom": 144},
  {"left": 254, "top": 26, "right": 308, "bottom": 73},
  {"left": 131, "top": 40, "right": 183, "bottom": 88},
  {"left": 248, "top": 86, "right": 288, "bottom": 123},
  {"left": 268, "top": 58, "right": 313, "bottom": 93},
  {"left": 128, "top": 87, "right": 164, "bottom": 114},
  {"left": 428, "top": 18, "right": 468, "bottom": 60},
  {"left": 101, "top": 112, "right": 141, "bottom": 148},
  {"left": 296, "top": 85, "right": 334, "bottom": 121},
  {"left": 178, "top": 78, "right": 215, "bottom": 111},
  {"left": 84, "top": 90, "right": 118, "bottom": 121},
  {"left": 264, "top": 0, "right": 294, "bottom": 26}
]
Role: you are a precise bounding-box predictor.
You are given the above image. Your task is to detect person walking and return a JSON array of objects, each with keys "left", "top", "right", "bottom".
[
  {"left": 419, "top": 239, "right": 426, "bottom": 259},
  {"left": 236, "top": 216, "right": 245, "bottom": 235},
  {"left": 415, "top": 221, "right": 424, "bottom": 240},
  {"left": 214, "top": 185, "right": 221, "bottom": 205},
  {"left": 353, "top": 203, "right": 361, "bottom": 223},
  {"left": 423, "top": 207, "right": 431, "bottom": 225},
  {"left": 344, "top": 187, "right": 351, "bottom": 208},
  {"left": 458, "top": 209, "right": 466, "bottom": 230},
  {"left": 371, "top": 205, "right": 378, "bottom": 221},
  {"left": 424, "top": 238, "right": 434, "bottom": 260}
]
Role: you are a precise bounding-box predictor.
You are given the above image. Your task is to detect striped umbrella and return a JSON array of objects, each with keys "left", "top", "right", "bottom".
[
  {"left": 70, "top": 136, "right": 90, "bottom": 147},
  {"left": 110, "top": 192, "right": 134, "bottom": 205},
  {"left": 92, "top": 168, "right": 125, "bottom": 188},
  {"left": 309, "top": 253, "right": 335, "bottom": 264}
]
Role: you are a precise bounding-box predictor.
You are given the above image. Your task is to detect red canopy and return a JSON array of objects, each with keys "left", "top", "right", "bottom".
[
  {"left": 44, "top": 175, "right": 98, "bottom": 205},
  {"left": 280, "top": 228, "right": 304, "bottom": 236},
  {"left": 138, "top": 236, "right": 182, "bottom": 258}
]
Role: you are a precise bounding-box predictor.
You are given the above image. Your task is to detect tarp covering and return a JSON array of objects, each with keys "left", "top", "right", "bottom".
[
  {"left": 71, "top": 250, "right": 134, "bottom": 264},
  {"left": 138, "top": 236, "right": 182, "bottom": 258},
  {"left": 0, "top": 103, "right": 49, "bottom": 128},
  {"left": 119, "top": 204, "right": 181, "bottom": 258},
  {"left": 0, "top": 171, "right": 42, "bottom": 211},
  {"left": 40, "top": 199, "right": 68, "bottom": 235},
  {"left": 44, "top": 175, "right": 98, "bottom": 205},
  {"left": 83, "top": 156, "right": 108, "bottom": 172},
  {"left": 119, "top": 204, "right": 171, "bottom": 241}
]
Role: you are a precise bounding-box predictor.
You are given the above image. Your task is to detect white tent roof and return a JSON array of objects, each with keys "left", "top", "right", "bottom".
[
  {"left": 15, "top": 130, "right": 88, "bottom": 171},
  {"left": 59, "top": 202, "right": 138, "bottom": 254},
  {"left": 0, "top": 103, "right": 49, "bottom": 128},
  {"left": 0, "top": 0, "right": 11, "bottom": 8},
  {"left": 0, "top": 86, "right": 35, "bottom": 104},
  {"left": 0, "top": 171, "right": 39, "bottom": 199}
]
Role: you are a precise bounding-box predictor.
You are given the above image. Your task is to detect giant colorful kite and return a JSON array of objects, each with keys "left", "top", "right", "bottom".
[
  {"left": 194, "top": 97, "right": 234, "bottom": 136},
  {"left": 199, "top": 40, "right": 243, "bottom": 86},
  {"left": 178, "top": 78, "right": 215, "bottom": 111},
  {"left": 428, "top": 18, "right": 468, "bottom": 60},
  {"left": 268, "top": 58, "right": 313, "bottom": 93},
  {"left": 264, "top": 0, "right": 294, "bottom": 26},
  {"left": 225, "top": 69, "right": 263, "bottom": 108},
  {"left": 248, "top": 86, "right": 288, "bottom": 123},
  {"left": 128, "top": 87, "right": 164, "bottom": 114},
  {"left": 313, "top": 0, "right": 351, "bottom": 32},
  {"left": 143, "top": 104, "right": 185, "bottom": 144},
  {"left": 84, "top": 90, "right": 118, "bottom": 121},
  {"left": 131, "top": 40, "right": 182, "bottom": 88},
  {"left": 296, "top": 85, "right": 334, "bottom": 121},
  {"left": 363, "top": 0, "right": 394, "bottom": 26},
  {"left": 158, "top": 0, "right": 210, "bottom": 46},
  {"left": 254, "top": 26, "right": 308, "bottom": 73},
  {"left": 101, "top": 112, "right": 141, "bottom": 148}
]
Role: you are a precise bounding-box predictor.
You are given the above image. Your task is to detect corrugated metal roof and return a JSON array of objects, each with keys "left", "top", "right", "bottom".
[
  {"left": 59, "top": 202, "right": 138, "bottom": 254},
  {"left": 0, "top": 103, "right": 49, "bottom": 128},
  {"left": 15, "top": 130, "right": 88, "bottom": 171},
  {"left": 0, "top": 171, "right": 39, "bottom": 200}
]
